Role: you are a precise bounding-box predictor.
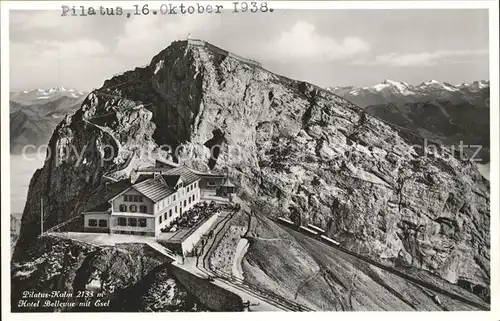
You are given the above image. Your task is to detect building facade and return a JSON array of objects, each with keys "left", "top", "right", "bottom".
[{"left": 82, "top": 166, "right": 202, "bottom": 237}]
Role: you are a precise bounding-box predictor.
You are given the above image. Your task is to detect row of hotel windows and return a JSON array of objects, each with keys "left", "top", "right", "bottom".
[
  {"left": 124, "top": 195, "right": 144, "bottom": 202},
  {"left": 187, "top": 182, "right": 197, "bottom": 192},
  {"left": 88, "top": 218, "right": 148, "bottom": 228},
  {"left": 119, "top": 191, "right": 199, "bottom": 215},
  {"left": 159, "top": 208, "right": 174, "bottom": 224},
  {"left": 117, "top": 217, "right": 148, "bottom": 227},
  {"left": 158, "top": 192, "right": 199, "bottom": 224},
  {"left": 159, "top": 194, "right": 176, "bottom": 209},
  {"left": 88, "top": 219, "right": 108, "bottom": 227},
  {"left": 119, "top": 204, "right": 148, "bottom": 213}
]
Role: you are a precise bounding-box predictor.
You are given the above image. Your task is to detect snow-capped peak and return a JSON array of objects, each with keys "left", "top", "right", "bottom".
[
  {"left": 11, "top": 87, "right": 87, "bottom": 105},
  {"left": 373, "top": 79, "right": 414, "bottom": 95},
  {"left": 326, "top": 79, "right": 489, "bottom": 108},
  {"left": 381, "top": 79, "right": 401, "bottom": 86},
  {"left": 425, "top": 79, "right": 440, "bottom": 85},
  {"left": 460, "top": 80, "right": 489, "bottom": 91},
  {"left": 418, "top": 80, "right": 459, "bottom": 92},
  {"left": 48, "top": 86, "right": 68, "bottom": 93}
]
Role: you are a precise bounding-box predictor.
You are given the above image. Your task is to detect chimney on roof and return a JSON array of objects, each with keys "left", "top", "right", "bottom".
[{"left": 130, "top": 170, "right": 138, "bottom": 184}]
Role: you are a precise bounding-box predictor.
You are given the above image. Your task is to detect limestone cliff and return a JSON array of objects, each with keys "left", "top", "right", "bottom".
[{"left": 14, "top": 40, "right": 490, "bottom": 296}]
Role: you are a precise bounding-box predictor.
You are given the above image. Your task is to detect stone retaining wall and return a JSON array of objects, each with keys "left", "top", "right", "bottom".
[{"left": 168, "top": 264, "right": 244, "bottom": 311}]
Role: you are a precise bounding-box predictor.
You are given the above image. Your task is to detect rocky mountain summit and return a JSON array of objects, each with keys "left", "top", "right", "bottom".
[{"left": 14, "top": 40, "right": 490, "bottom": 303}]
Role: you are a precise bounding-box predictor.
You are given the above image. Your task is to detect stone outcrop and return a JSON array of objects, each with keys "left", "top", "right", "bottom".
[
  {"left": 13, "top": 40, "right": 490, "bottom": 296},
  {"left": 11, "top": 237, "right": 202, "bottom": 312}
]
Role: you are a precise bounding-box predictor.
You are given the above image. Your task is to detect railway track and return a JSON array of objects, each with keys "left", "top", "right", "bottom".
[
  {"left": 274, "top": 218, "right": 490, "bottom": 310},
  {"left": 195, "top": 207, "right": 313, "bottom": 311}
]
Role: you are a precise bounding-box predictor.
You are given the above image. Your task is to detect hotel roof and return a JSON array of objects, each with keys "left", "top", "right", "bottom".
[
  {"left": 221, "top": 178, "right": 236, "bottom": 188},
  {"left": 162, "top": 174, "right": 181, "bottom": 188},
  {"left": 162, "top": 166, "right": 201, "bottom": 186},
  {"left": 83, "top": 202, "right": 111, "bottom": 213},
  {"left": 132, "top": 176, "right": 175, "bottom": 203}
]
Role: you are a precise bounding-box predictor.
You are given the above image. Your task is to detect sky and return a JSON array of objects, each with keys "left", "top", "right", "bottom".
[{"left": 9, "top": 9, "right": 489, "bottom": 92}]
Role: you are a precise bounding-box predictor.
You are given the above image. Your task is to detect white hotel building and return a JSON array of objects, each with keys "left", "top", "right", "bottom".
[{"left": 82, "top": 166, "right": 201, "bottom": 237}]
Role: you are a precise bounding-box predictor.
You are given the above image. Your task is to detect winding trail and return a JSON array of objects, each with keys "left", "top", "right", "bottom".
[
  {"left": 232, "top": 238, "right": 249, "bottom": 279},
  {"left": 294, "top": 268, "right": 322, "bottom": 299}
]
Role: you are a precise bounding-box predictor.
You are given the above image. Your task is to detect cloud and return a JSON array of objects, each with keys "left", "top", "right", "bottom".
[
  {"left": 10, "top": 10, "right": 83, "bottom": 33},
  {"left": 10, "top": 39, "right": 112, "bottom": 91},
  {"left": 11, "top": 39, "right": 108, "bottom": 63},
  {"left": 114, "top": 14, "right": 213, "bottom": 61},
  {"left": 352, "top": 49, "right": 488, "bottom": 67},
  {"left": 257, "top": 21, "right": 370, "bottom": 62}
]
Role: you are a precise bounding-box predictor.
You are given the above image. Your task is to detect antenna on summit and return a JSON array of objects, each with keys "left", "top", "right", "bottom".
[{"left": 186, "top": 33, "right": 191, "bottom": 40}]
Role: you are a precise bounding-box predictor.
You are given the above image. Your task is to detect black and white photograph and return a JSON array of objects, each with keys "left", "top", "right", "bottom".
[{"left": 2, "top": 0, "right": 498, "bottom": 316}]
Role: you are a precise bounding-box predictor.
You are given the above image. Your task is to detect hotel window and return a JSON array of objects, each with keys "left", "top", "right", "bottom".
[
  {"left": 140, "top": 205, "right": 147, "bottom": 213},
  {"left": 130, "top": 205, "right": 137, "bottom": 213},
  {"left": 138, "top": 219, "right": 147, "bottom": 227},
  {"left": 128, "top": 218, "right": 138, "bottom": 227},
  {"left": 118, "top": 217, "right": 127, "bottom": 226},
  {"left": 173, "top": 195, "right": 176, "bottom": 201},
  {"left": 175, "top": 206, "right": 178, "bottom": 213},
  {"left": 98, "top": 220, "right": 107, "bottom": 228},
  {"left": 138, "top": 196, "right": 144, "bottom": 202},
  {"left": 183, "top": 200, "right": 187, "bottom": 207},
  {"left": 119, "top": 204, "right": 127, "bottom": 212},
  {"left": 169, "top": 209, "right": 172, "bottom": 217},
  {"left": 88, "top": 219, "right": 97, "bottom": 227},
  {"left": 164, "top": 212, "right": 167, "bottom": 220},
  {"left": 159, "top": 216, "right": 163, "bottom": 224},
  {"left": 124, "top": 195, "right": 128, "bottom": 202}
]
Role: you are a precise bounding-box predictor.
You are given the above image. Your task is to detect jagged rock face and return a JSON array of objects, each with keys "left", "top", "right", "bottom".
[
  {"left": 11, "top": 237, "right": 203, "bottom": 312},
  {"left": 14, "top": 41, "right": 490, "bottom": 291},
  {"left": 14, "top": 92, "right": 157, "bottom": 258}
]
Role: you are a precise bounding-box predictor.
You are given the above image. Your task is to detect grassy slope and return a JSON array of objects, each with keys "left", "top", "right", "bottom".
[{"left": 240, "top": 214, "right": 486, "bottom": 311}]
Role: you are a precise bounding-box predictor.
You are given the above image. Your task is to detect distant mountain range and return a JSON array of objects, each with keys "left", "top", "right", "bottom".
[
  {"left": 328, "top": 80, "right": 490, "bottom": 163},
  {"left": 10, "top": 88, "right": 87, "bottom": 153},
  {"left": 10, "top": 87, "right": 86, "bottom": 105},
  {"left": 327, "top": 80, "right": 489, "bottom": 108}
]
